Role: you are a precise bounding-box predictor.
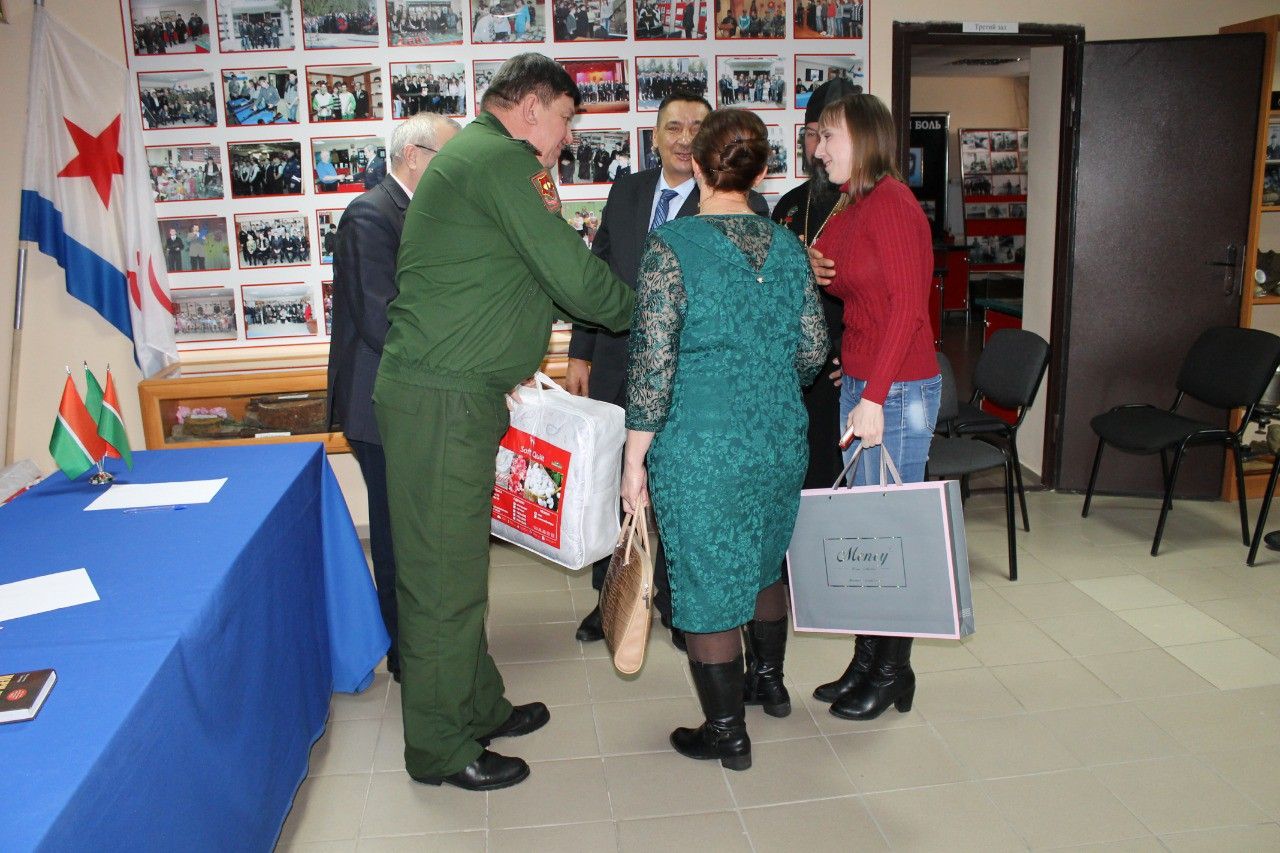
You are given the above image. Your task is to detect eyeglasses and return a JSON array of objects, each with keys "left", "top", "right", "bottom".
[{"left": 412, "top": 143, "right": 439, "bottom": 154}]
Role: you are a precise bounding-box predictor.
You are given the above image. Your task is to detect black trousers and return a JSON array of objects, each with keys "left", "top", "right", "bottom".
[{"left": 349, "top": 437, "right": 399, "bottom": 671}]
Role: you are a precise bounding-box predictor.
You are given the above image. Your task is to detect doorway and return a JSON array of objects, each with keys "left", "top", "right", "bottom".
[{"left": 892, "top": 22, "right": 1084, "bottom": 490}]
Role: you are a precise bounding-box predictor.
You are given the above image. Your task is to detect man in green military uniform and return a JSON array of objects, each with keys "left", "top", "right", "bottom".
[{"left": 374, "top": 54, "right": 636, "bottom": 792}]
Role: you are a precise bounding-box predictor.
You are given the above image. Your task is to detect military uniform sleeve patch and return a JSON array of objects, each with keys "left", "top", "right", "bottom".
[{"left": 531, "top": 170, "right": 561, "bottom": 213}]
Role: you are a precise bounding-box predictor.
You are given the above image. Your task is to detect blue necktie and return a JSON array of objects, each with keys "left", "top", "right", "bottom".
[{"left": 650, "top": 188, "right": 679, "bottom": 232}]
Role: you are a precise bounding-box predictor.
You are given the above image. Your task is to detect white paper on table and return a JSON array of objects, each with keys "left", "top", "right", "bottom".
[
  {"left": 83, "top": 478, "right": 227, "bottom": 511},
  {"left": 0, "top": 568, "right": 99, "bottom": 623}
]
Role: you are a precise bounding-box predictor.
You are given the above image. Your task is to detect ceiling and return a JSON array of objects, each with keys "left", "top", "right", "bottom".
[{"left": 911, "top": 44, "right": 1033, "bottom": 78}]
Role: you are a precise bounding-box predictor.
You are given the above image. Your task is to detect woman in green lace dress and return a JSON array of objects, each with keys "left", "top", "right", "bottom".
[{"left": 621, "top": 109, "right": 828, "bottom": 771}]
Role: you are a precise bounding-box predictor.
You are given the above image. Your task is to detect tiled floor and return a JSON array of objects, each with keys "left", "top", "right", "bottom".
[{"left": 278, "top": 489, "right": 1280, "bottom": 851}]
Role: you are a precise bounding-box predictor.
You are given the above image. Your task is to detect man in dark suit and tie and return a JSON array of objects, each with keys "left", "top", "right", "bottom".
[
  {"left": 327, "top": 112, "right": 460, "bottom": 682},
  {"left": 567, "top": 92, "right": 769, "bottom": 649}
]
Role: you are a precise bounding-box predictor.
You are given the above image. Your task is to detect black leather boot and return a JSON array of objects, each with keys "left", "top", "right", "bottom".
[
  {"left": 743, "top": 618, "right": 790, "bottom": 717},
  {"left": 813, "top": 635, "right": 877, "bottom": 703},
  {"left": 671, "top": 656, "right": 751, "bottom": 771},
  {"left": 830, "top": 637, "right": 915, "bottom": 721}
]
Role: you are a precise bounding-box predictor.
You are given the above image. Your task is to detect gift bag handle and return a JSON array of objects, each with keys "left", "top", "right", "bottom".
[{"left": 831, "top": 443, "right": 904, "bottom": 490}]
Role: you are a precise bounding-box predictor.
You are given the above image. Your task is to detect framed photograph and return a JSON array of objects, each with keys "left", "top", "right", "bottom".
[
  {"left": 215, "top": 0, "right": 298, "bottom": 52},
  {"left": 317, "top": 208, "right": 345, "bottom": 264},
  {"left": 227, "top": 140, "right": 304, "bottom": 198},
  {"left": 557, "top": 129, "right": 631, "bottom": 185},
  {"left": 234, "top": 212, "right": 311, "bottom": 269},
  {"left": 636, "top": 56, "right": 708, "bottom": 111},
  {"left": 959, "top": 130, "right": 990, "bottom": 151},
  {"left": 713, "top": 0, "right": 783, "bottom": 39},
  {"left": 715, "top": 56, "right": 786, "bottom": 110},
  {"left": 553, "top": 0, "right": 627, "bottom": 41},
  {"left": 146, "top": 144, "right": 224, "bottom": 202},
  {"left": 173, "top": 287, "right": 238, "bottom": 343},
  {"left": 561, "top": 199, "right": 607, "bottom": 247},
  {"left": 158, "top": 215, "right": 231, "bottom": 273},
  {"left": 321, "top": 281, "right": 334, "bottom": 334},
  {"left": 1267, "top": 120, "right": 1280, "bottom": 162},
  {"left": 1263, "top": 162, "right": 1280, "bottom": 207},
  {"left": 388, "top": 0, "right": 464, "bottom": 45},
  {"left": 138, "top": 70, "right": 218, "bottom": 130},
  {"left": 470, "top": 0, "right": 545, "bottom": 43},
  {"left": 990, "top": 152, "right": 1020, "bottom": 174},
  {"left": 307, "top": 65, "right": 382, "bottom": 122},
  {"left": 794, "top": 55, "right": 864, "bottom": 109},
  {"left": 638, "top": 127, "right": 658, "bottom": 171},
  {"left": 1272, "top": 91, "right": 1280, "bottom": 111},
  {"left": 390, "top": 62, "right": 468, "bottom": 118},
  {"left": 906, "top": 146, "right": 924, "bottom": 188},
  {"left": 559, "top": 58, "right": 630, "bottom": 114},
  {"left": 1018, "top": 130, "right": 1029, "bottom": 151},
  {"left": 962, "top": 173, "right": 991, "bottom": 196},
  {"left": 991, "top": 130, "right": 1018, "bottom": 152},
  {"left": 301, "top": 0, "right": 379, "bottom": 49},
  {"left": 961, "top": 147, "right": 990, "bottom": 175},
  {"left": 765, "top": 124, "right": 787, "bottom": 178},
  {"left": 793, "top": 0, "right": 864, "bottom": 39},
  {"left": 222, "top": 67, "right": 299, "bottom": 126},
  {"left": 634, "top": 0, "right": 707, "bottom": 39},
  {"left": 128, "top": 1, "right": 212, "bottom": 55},
  {"left": 794, "top": 124, "right": 809, "bottom": 177},
  {"left": 312, "top": 136, "right": 387, "bottom": 194},
  {"left": 1008, "top": 202, "right": 1027, "bottom": 219},
  {"left": 990, "top": 173, "right": 1025, "bottom": 197},
  {"left": 242, "top": 282, "right": 318, "bottom": 340},
  {"left": 472, "top": 59, "right": 504, "bottom": 108}
]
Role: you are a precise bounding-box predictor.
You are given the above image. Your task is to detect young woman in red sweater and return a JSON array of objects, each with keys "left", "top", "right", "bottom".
[{"left": 810, "top": 93, "right": 941, "bottom": 721}]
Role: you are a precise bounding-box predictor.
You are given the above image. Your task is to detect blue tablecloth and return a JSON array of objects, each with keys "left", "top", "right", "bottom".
[{"left": 0, "top": 443, "right": 388, "bottom": 852}]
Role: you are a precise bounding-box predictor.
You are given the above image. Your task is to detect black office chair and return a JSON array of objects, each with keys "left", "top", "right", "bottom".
[
  {"left": 927, "top": 353, "right": 1018, "bottom": 580},
  {"left": 950, "top": 329, "right": 1050, "bottom": 533},
  {"left": 1082, "top": 326, "right": 1280, "bottom": 557}
]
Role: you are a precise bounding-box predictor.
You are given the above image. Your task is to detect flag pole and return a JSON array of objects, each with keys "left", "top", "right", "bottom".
[{"left": 4, "top": 0, "right": 47, "bottom": 466}]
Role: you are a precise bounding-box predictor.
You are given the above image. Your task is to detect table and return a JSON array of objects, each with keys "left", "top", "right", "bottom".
[{"left": 0, "top": 444, "right": 388, "bottom": 851}]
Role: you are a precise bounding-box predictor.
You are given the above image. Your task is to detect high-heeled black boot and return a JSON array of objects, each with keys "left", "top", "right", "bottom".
[
  {"left": 813, "top": 634, "right": 878, "bottom": 703},
  {"left": 829, "top": 637, "right": 915, "bottom": 721},
  {"left": 671, "top": 656, "right": 751, "bottom": 771},
  {"left": 743, "top": 618, "right": 791, "bottom": 717}
]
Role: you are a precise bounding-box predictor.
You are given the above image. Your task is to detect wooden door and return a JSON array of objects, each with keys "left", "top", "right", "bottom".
[{"left": 1053, "top": 34, "right": 1266, "bottom": 496}]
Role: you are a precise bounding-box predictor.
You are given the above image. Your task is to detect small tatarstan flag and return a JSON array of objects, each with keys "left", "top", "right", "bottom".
[
  {"left": 48, "top": 374, "right": 101, "bottom": 480},
  {"left": 97, "top": 368, "right": 132, "bottom": 468}
]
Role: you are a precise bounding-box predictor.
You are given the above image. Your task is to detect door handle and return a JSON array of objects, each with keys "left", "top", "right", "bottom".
[{"left": 1206, "top": 244, "right": 1242, "bottom": 296}]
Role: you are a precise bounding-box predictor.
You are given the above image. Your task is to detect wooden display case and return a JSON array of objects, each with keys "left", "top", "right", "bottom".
[
  {"left": 137, "top": 356, "right": 349, "bottom": 453},
  {"left": 1222, "top": 15, "right": 1280, "bottom": 499},
  {"left": 138, "top": 329, "right": 574, "bottom": 453}
]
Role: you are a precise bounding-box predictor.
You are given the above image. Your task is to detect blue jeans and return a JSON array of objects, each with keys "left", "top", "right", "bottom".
[{"left": 839, "top": 374, "right": 942, "bottom": 486}]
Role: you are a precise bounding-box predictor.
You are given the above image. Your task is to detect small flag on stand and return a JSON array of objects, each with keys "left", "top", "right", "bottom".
[
  {"left": 97, "top": 368, "right": 133, "bottom": 468},
  {"left": 48, "top": 372, "right": 103, "bottom": 481}
]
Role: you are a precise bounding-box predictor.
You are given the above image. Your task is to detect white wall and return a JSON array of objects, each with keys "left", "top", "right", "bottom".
[
  {"left": 3, "top": 0, "right": 1279, "bottom": 517},
  {"left": 1020, "top": 45, "right": 1064, "bottom": 477}
]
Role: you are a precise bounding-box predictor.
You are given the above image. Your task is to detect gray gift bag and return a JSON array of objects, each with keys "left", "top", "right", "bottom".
[{"left": 786, "top": 446, "right": 975, "bottom": 639}]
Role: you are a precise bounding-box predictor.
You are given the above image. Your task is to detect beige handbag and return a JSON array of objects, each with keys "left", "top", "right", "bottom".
[{"left": 600, "top": 509, "right": 655, "bottom": 675}]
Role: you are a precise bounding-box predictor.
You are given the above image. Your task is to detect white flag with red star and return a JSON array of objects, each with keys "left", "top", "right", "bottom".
[{"left": 19, "top": 6, "right": 177, "bottom": 378}]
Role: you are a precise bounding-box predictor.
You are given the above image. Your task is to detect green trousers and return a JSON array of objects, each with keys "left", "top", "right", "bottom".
[{"left": 373, "top": 375, "right": 514, "bottom": 777}]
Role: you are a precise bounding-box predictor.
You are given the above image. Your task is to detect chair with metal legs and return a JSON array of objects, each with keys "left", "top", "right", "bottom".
[
  {"left": 1081, "top": 326, "right": 1280, "bottom": 557},
  {"left": 949, "top": 329, "right": 1050, "bottom": 534},
  {"left": 927, "top": 353, "right": 1019, "bottom": 580}
]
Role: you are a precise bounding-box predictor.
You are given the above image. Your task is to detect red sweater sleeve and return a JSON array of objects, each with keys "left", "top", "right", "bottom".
[{"left": 862, "top": 188, "right": 931, "bottom": 405}]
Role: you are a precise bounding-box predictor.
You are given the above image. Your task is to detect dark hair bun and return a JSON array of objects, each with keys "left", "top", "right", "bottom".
[{"left": 691, "top": 109, "right": 769, "bottom": 194}]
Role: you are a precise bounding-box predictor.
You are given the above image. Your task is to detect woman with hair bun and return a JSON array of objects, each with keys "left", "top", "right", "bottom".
[
  {"left": 811, "top": 93, "right": 940, "bottom": 721},
  {"left": 620, "top": 108, "right": 829, "bottom": 770}
]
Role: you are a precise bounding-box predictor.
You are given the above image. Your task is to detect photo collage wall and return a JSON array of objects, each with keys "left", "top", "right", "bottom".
[
  {"left": 123, "top": 0, "right": 869, "bottom": 352},
  {"left": 959, "top": 127, "right": 1029, "bottom": 272}
]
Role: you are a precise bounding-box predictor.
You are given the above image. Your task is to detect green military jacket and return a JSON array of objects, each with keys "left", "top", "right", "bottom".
[{"left": 380, "top": 111, "right": 636, "bottom": 393}]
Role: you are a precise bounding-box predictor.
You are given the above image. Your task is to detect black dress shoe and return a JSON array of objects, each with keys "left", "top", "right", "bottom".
[
  {"left": 411, "top": 750, "right": 530, "bottom": 791},
  {"left": 576, "top": 605, "right": 604, "bottom": 642},
  {"left": 478, "top": 702, "right": 550, "bottom": 746}
]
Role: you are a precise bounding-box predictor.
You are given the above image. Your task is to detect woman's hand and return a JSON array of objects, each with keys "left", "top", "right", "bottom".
[
  {"left": 846, "top": 398, "right": 884, "bottom": 448},
  {"left": 621, "top": 464, "right": 649, "bottom": 515},
  {"left": 828, "top": 356, "right": 841, "bottom": 388},
  {"left": 807, "top": 246, "right": 836, "bottom": 285}
]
